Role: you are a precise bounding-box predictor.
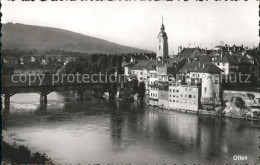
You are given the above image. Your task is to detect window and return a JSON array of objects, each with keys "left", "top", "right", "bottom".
[
  {"left": 188, "top": 95, "right": 192, "bottom": 98},
  {"left": 223, "top": 63, "right": 226, "bottom": 66},
  {"left": 204, "top": 87, "right": 207, "bottom": 93},
  {"left": 185, "top": 94, "right": 187, "bottom": 98},
  {"left": 170, "top": 95, "right": 171, "bottom": 97},
  {"left": 159, "top": 45, "right": 161, "bottom": 50},
  {"left": 215, "top": 80, "right": 218, "bottom": 84},
  {"left": 181, "top": 94, "right": 183, "bottom": 97},
  {"left": 176, "top": 90, "right": 179, "bottom": 93},
  {"left": 169, "top": 89, "right": 171, "bottom": 92},
  {"left": 185, "top": 88, "right": 187, "bottom": 91},
  {"left": 173, "top": 89, "right": 175, "bottom": 92},
  {"left": 173, "top": 100, "right": 175, "bottom": 102}
]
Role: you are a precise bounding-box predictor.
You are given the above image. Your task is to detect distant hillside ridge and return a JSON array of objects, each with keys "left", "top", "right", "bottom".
[{"left": 2, "top": 23, "right": 150, "bottom": 54}]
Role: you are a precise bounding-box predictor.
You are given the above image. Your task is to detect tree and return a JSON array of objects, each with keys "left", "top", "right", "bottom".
[
  {"left": 138, "top": 81, "right": 146, "bottom": 102},
  {"left": 129, "top": 79, "right": 139, "bottom": 94}
]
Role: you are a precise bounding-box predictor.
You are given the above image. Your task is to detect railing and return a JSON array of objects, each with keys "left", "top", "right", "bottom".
[{"left": 2, "top": 74, "right": 110, "bottom": 88}]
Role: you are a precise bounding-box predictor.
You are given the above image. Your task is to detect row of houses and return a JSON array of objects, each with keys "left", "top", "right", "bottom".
[
  {"left": 122, "top": 21, "right": 259, "bottom": 111},
  {"left": 123, "top": 58, "right": 222, "bottom": 111},
  {"left": 3, "top": 55, "right": 77, "bottom": 66}
]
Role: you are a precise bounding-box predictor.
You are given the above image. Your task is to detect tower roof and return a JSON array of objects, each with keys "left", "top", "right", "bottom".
[{"left": 158, "top": 16, "right": 167, "bottom": 38}]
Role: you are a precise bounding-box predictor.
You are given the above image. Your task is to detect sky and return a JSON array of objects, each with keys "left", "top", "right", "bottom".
[{"left": 2, "top": 0, "right": 259, "bottom": 54}]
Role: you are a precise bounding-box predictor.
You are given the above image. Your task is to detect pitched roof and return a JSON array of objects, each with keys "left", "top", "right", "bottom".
[
  {"left": 195, "top": 55, "right": 212, "bottom": 62},
  {"left": 131, "top": 60, "right": 156, "bottom": 70},
  {"left": 122, "top": 61, "right": 135, "bottom": 67},
  {"left": 178, "top": 61, "right": 222, "bottom": 74},
  {"left": 213, "top": 52, "right": 238, "bottom": 64},
  {"left": 180, "top": 48, "right": 201, "bottom": 59},
  {"left": 156, "top": 58, "right": 185, "bottom": 67}
]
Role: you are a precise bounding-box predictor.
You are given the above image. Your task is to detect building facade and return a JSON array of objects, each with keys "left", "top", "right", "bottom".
[{"left": 168, "top": 84, "right": 200, "bottom": 111}]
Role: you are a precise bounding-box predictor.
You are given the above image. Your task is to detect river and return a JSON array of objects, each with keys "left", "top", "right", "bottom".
[{"left": 2, "top": 92, "right": 260, "bottom": 164}]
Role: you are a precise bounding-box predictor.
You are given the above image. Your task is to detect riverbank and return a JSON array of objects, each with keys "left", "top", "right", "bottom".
[
  {"left": 132, "top": 95, "right": 260, "bottom": 121},
  {"left": 2, "top": 130, "right": 52, "bottom": 164}
]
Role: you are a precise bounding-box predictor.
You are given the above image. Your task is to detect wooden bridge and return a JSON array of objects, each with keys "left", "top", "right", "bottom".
[{"left": 2, "top": 74, "right": 111, "bottom": 106}]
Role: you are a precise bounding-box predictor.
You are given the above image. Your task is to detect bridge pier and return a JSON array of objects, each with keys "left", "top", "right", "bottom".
[
  {"left": 40, "top": 89, "right": 48, "bottom": 104},
  {"left": 76, "top": 90, "right": 84, "bottom": 101},
  {"left": 4, "top": 94, "right": 10, "bottom": 107}
]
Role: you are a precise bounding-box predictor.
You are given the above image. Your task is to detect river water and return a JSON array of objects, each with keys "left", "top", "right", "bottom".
[{"left": 2, "top": 92, "right": 260, "bottom": 164}]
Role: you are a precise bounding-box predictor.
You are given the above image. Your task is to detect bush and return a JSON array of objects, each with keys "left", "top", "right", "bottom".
[
  {"left": 246, "top": 93, "right": 255, "bottom": 100},
  {"left": 233, "top": 97, "right": 246, "bottom": 109},
  {"left": 2, "top": 141, "right": 52, "bottom": 164}
]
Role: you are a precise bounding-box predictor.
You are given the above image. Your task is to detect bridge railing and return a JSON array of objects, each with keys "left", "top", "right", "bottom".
[{"left": 2, "top": 74, "right": 113, "bottom": 88}]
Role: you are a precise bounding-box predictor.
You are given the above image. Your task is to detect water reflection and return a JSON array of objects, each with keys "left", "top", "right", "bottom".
[{"left": 2, "top": 92, "right": 260, "bottom": 164}]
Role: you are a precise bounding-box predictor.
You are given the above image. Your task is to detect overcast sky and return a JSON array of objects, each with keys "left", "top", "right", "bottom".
[{"left": 2, "top": 0, "right": 259, "bottom": 54}]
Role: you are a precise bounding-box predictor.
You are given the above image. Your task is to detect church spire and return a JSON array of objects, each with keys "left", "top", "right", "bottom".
[
  {"left": 157, "top": 16, "right": 168, "bottom": 60},
  {"left": 162, "top": 15, "right": 163, "bottom": 24},
  {"left": 161, "top": 15, "right": 165, "bottom": 31}
]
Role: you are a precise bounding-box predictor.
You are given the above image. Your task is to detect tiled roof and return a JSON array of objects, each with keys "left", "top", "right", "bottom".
[
  {"left": 213, "top": 52, "right": 238, "bottom": 64},
  {"left": 178, "top": 61, "right": 222, "bottom": 74},
  {"left": 122, "top": 61, "right": 135, "bottom": 67},
  {"left": 157, "top": 58, "right": 185, "bottom": 67},
  {"left": 131, "top": 60, "right": 156, "bottom": 70},
  {"left": 195, "top": 55, "right": 212, "bottom": 62},
  {"left": 180, "top": 48, "right": 201, "bottom": 59}
]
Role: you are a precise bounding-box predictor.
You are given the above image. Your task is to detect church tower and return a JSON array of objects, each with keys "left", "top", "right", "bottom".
[{"left": 156, "top": 17, "right": 169, "bottom": 60}]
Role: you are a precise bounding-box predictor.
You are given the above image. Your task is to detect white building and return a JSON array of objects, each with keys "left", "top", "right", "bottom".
[
  {"left": 168, "top": 84, "right": 200, "bottom": 111},
  {"left": 178, "top": 61, "right": 222, "bottom": 105},
  {"left": 212, "top": 52, "right": 238, "bottom": 75}
]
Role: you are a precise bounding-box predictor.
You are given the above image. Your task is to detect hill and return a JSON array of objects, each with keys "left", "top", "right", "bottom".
[{"left": 2, "top": 23, "right": 148, "bottom": 54}]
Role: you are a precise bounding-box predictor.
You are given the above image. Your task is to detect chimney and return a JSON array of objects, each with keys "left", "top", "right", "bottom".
[
  {"left": 221, "top": 53, "right": 223, "bottom": 59},
  {"left": 202, "top": 63, "right": 205, "bottom": 69},
  {"left": 198, "top": 61, "right": 201, "bottom": 68}
]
